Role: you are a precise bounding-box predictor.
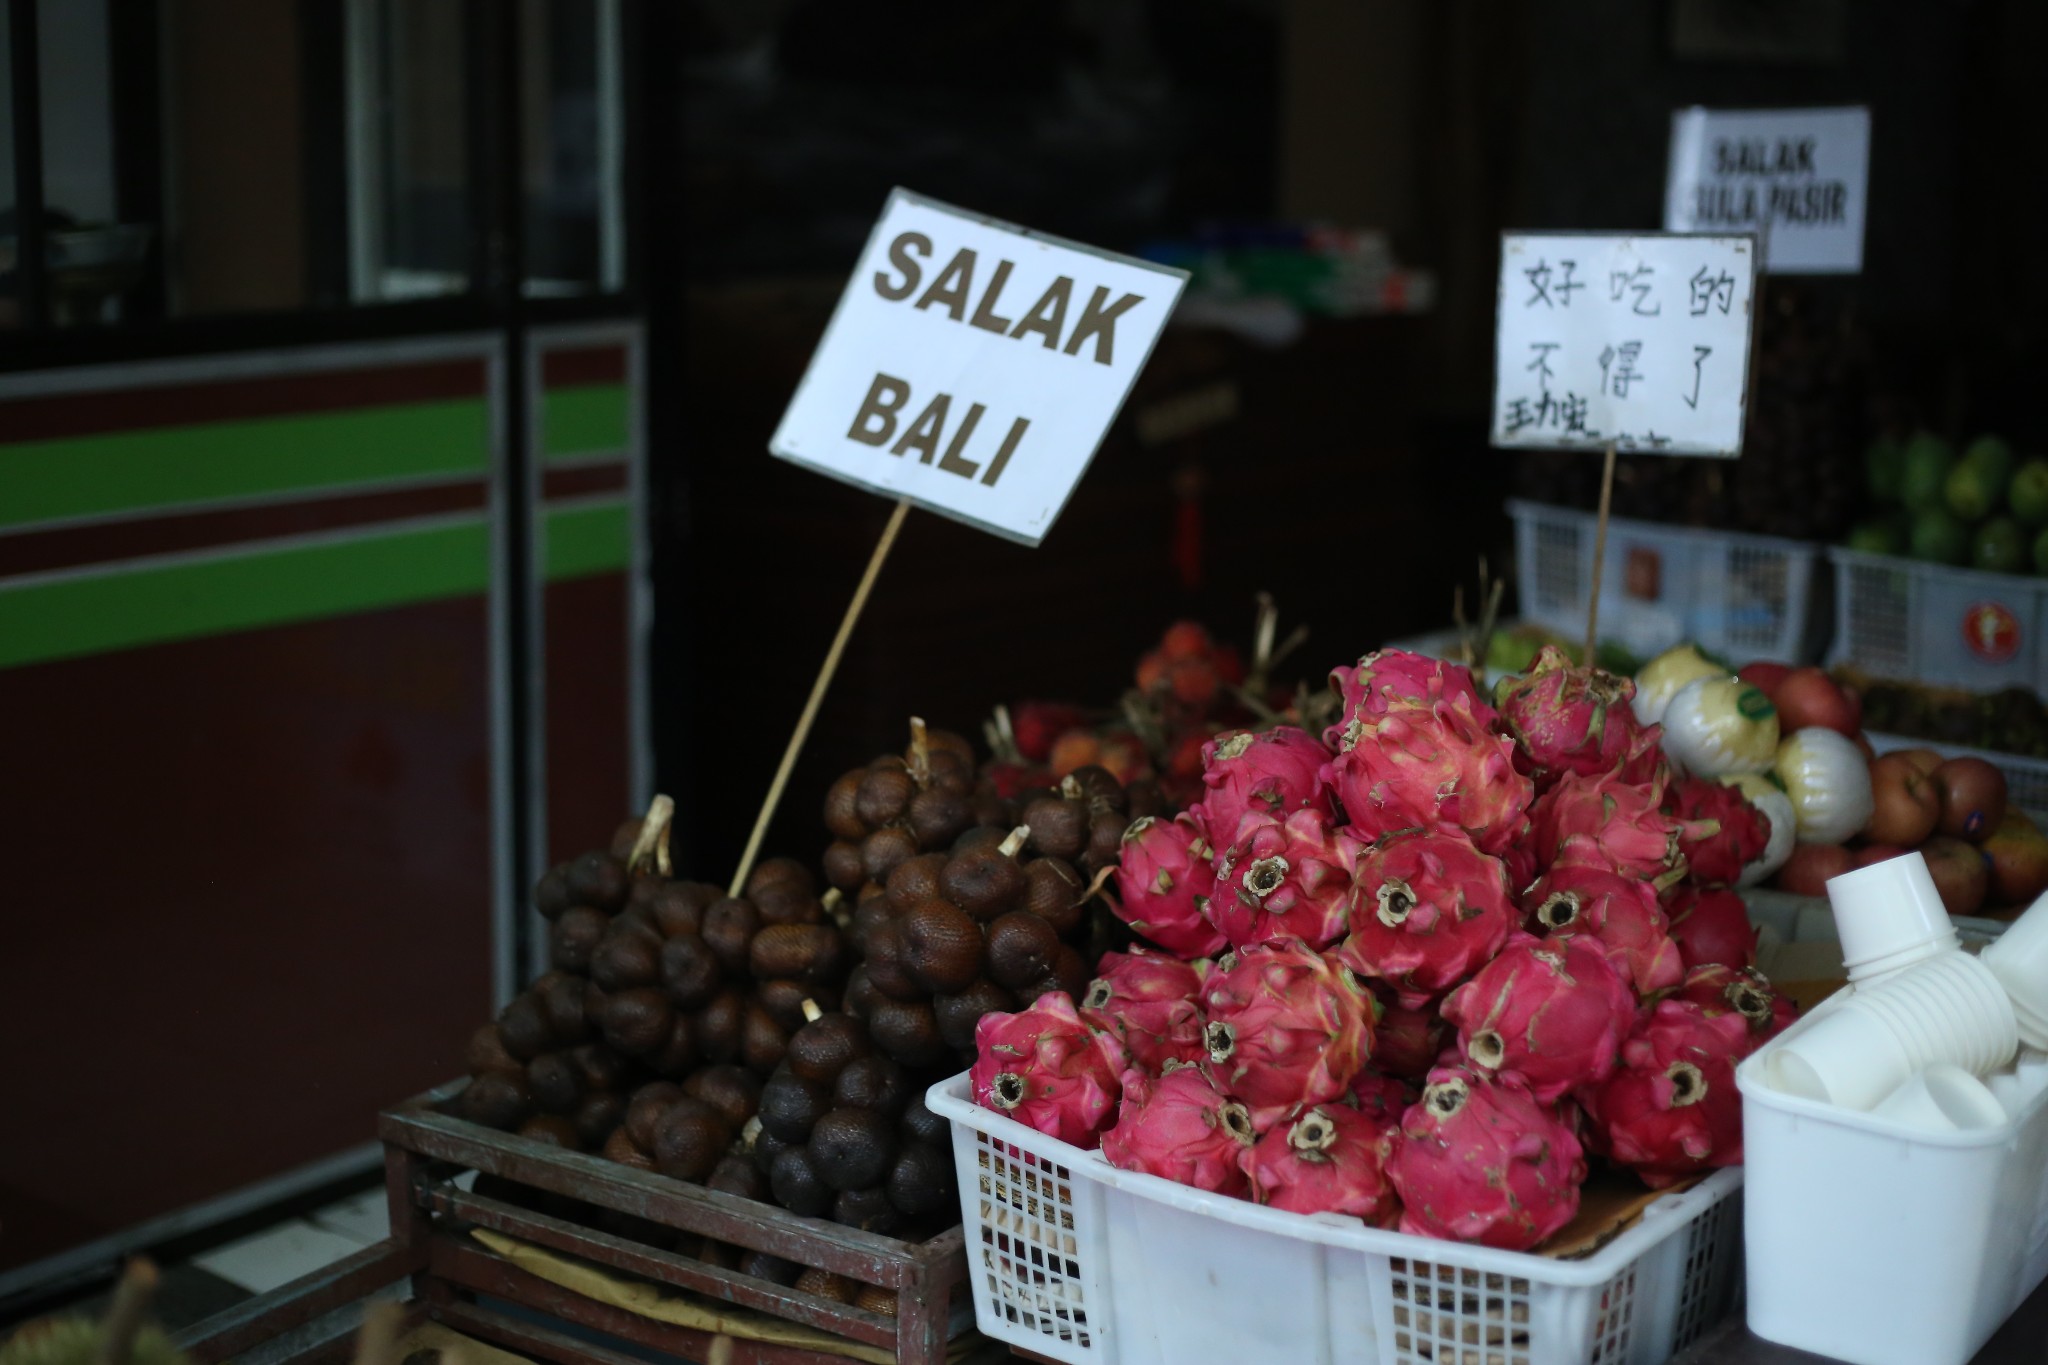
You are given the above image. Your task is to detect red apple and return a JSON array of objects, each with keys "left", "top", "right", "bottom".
[
  {"left": 1896, "top": 748, "right": 1944, "bottom": 779},
  {"left": 1934, "top": 757, "right": 2008, "bottom": 841},
  {"left": 1864, "top": 751, "right": 1944, "bottom": 846},
  {"left": 1854, "top": 843, "right": 1910, "bottom": 868},
  {"left": 1921, "top": 835, "right": 1990, "bottom": 916},
  {"left": 1774, "top": 842, "right": 1858, "bottom": 897},
  {"left": 1774, "top": 667, "right": 1862, "bottom": 737},
  {"left": 1738, "top": 660, "right": 1792, "bottom": 699},
  {"left": 1982, "top": 812, "right": 2048, "bottom": 909}
]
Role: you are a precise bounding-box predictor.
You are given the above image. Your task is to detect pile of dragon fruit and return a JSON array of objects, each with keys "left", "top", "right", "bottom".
[{"left": 971, "top": 645, "right": 1797, "bottom": 1252}]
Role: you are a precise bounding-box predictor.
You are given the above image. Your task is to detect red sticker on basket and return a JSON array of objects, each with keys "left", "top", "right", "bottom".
[{"left": 1962, "top": 601, "right": 2021, "bottom": 662}]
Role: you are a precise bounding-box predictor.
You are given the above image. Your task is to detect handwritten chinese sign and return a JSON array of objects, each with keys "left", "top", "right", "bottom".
[
  {"left": 1665, "top": 106, "right": 1870, "bottom": 274},
  {"left": 1490, "top": 233, "right": 1757, "bottom": 458},
  {"left": 770, "top": 188, "right": 1187, "bottom": 546}
]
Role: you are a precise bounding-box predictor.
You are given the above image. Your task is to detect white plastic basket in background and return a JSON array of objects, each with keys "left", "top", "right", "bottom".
[
  {"left": 1829, "top": 546, "right": 2048, "bottom": 690},
  {"left": 1738, "top": 1017, "right": 2048, "bottom": 1365},
  {"left": 1865, "top": 730, "right": 2048, "bottom": 821},
  {"left": 927, "top": 1073, "right": 1742, "bottom": 1365},
  {"left": 1509, "top": 499, "right": 1828, "bottom": 665}
]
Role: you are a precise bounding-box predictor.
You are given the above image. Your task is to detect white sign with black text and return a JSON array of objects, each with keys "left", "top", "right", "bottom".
[
  {"left": 1665, "top": 105, "right": 1870, "bottom": 274},
  {"left": 1491, "top": 233, "right": 1757, "bottom": 458},
  {"left": 770, "top": 188, "right": 1187, "bottom": 546}
]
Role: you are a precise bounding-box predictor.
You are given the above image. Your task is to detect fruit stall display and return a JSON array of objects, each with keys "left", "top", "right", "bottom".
[
  {"left": 971, "top": 644, "right": 1794, "bottom": 1252},
  {"left": 429, "top": 609, "right": 1958, "bottom": 1357},
  {"left": 1632, "top": 647, "right": 2048, "bottom": 918}
]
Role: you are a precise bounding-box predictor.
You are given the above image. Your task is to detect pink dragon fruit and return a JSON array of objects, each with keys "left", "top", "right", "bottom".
[
  {"left": 1333, "top": 829, "right": 1516, "bottom": 1008},
  {"left": 1200, "top": 940, "right": 1372, "bottom": 1131},
  {"left": 972, "top": 993, "right": 1126, "bottom": 1149},
  {"left": 1581, "top": 999, "right": 1751, "bottom": 1188},
  {"left": 1523, "top": 862, "right": 1686, "bottom": 995},
  {"left": 1100, "top": 1064, "right": 1255, "bottom": 1194},
  {"left": 1195, "top": 726, "right": 1335, "bottom": 845},
  {"left": 1348, "top": 1069, "right": 1414, "bottom": 1128},
  {"left": 1528, "top": 769, "right": 1713, "bottom": 886},
  {"left": 1494, "top": 645, "right": 1665, "bottom": 789},
  {"left": 1440, "top": 932, "right": 1635, "bottom": 1102},
  {"left": 1387, "top": 1066, "right": 1587, "bottom": 1250},
  {"left": 1673, "top": 962, "right": 1797, "bottom": 1043},
  {"left": 1211, "top": 808, "right": 1363, "bottom": 951},
  {"left": 1366, "top": 985, "right": 1450, "bottom": 1080},
  {"left": 1664, "top": 884, "right": 1759, "bottom": 971},
  {"left": 1663, "top": 778, "right": 1771, "bottom": 887},
  {"left": 1326, "top": 702, "right": 1534, "bottom": 856},
  {"left": 1082, "top": 948, "right": 1207, "bottom": 1075},
  {"left": 1241, "top": 1103, "right": 1400, "bottom": 1224},
  {"left": 1111, "top": 814, "right": 1228, "bottom": 958},
  {"left": 1327, "top": 648, "right": 1498, "bottom": 743}
]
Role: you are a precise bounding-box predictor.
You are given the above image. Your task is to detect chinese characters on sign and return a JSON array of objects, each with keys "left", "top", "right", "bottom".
[{"left": 1490, "top": 233, "right": 1757, "bottom": 458}]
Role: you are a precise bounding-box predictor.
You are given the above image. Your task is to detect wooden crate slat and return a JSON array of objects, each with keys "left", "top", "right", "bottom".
[
  {"left": 428, "top": 1237, "right": 928, "bottom": 1365},
  {"left": 384, "top": 1100, "right": 933, "bottom": 1285},
  {"left": 429, "top": 1186, "right": 901, "bottom": 1349}
]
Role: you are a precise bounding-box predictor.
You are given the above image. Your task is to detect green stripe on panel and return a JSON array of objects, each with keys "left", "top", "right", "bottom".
[
  {"left": 0, "top": 398, "right": 490, "bottom": 531},
  {"left": 543, "top": 384, "right": 630, "bottom": 460},
  {"left": 545, "top": 499, "right": 630, "bottom": 582},
  {"left": 0, "top": 516, "right": 490, "bottom": 669}
]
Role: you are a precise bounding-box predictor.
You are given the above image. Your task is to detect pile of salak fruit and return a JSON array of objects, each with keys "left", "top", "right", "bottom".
[{"left": 971, "top": 645, "right": 1796, "bottom": 1251}]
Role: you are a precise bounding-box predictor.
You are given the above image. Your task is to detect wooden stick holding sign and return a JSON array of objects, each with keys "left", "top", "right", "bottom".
[
  {"left": 729, "top": 188, "right": 1185, "bottom": 892},
  {"left": 1584, "top": 442, "right": 1618, "bottom": 663},
  {"left": 730, "top": 499, "right": 909, "bottom": 896},
  {"left": 1490, "top": 231, "right": 1758, "bottom": 660}
]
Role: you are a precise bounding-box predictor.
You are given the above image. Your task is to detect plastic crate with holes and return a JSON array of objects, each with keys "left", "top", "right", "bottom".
[
  {"left": 1509, "top": 499, "right": 1829, "bottom": 665},
  {"left": 925, "top": 1073, "right": 1741, "bottom": 1365},
  {"left": 1828, "top": 546, "right": 2048, "bottom": 691}
]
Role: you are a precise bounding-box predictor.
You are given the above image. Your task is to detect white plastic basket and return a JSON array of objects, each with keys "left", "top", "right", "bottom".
[
  {"left": 1864, "top": 730, "right": 2048, "bottom": 822},
  {"left": 927, "top": 1073, "right": 1743, "bottom": 1365},
  {"left": 1829, "top": 546, "right": 2048, "bottom": 690},
  {"left": 1738, "top": 1017, "right": 2048, "bottom": 1365},
  {"left": 1509, "top": 499, "right": 1828, "bottom": 665}
]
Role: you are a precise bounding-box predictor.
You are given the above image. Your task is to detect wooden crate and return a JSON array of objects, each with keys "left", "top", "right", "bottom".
[{"left": 376, "top": 1082, "right": 974, "bottom": 1365}]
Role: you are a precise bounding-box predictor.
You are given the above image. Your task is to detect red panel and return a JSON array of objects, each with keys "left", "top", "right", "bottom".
[
  {"left": 540, "top": 464, "right": 628, "bottom": 502},
  {"left": 540, "top": 347, "right": 627, "bottom": 389},
  {"left": 0, "top": 359, "right": 489, "bottom": 445},
  {"left": 0, "top": 480, "right": 488, "bottom": 578},
  {"left": 0, "top": 597, "right": 494, "bottom": 1271},
  {"left": 543, "top": 572, "right": 632, "bottom": 864}
]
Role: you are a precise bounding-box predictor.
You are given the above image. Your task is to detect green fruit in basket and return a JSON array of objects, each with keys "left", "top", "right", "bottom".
[
  {"left": 1846, "top": 520, "right": 1903, "bottom": 556},
  {"left": 1963, "top": 434, "right": 2014, "bottom": 485},
  {"left": 1865, "top": 434, "right": 1906, "bottom": 503},
  {"left": 1946, "top": 459, "right": 2004, "bottom": 522},
  {"left": 1973, "top": 517, "right": 2028, "bottom": 575},
  {"left": 1910, "top": 507, "right": 1969, "bottom": 565},
  {"left": 2011, "top": 458, "right": 2048, "bottom": 527},
  {"left": 1899, "top": 431, "right": 1955, "bottom": 512}
]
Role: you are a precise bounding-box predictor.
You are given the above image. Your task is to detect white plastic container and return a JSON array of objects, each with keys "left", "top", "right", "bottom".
[
  {"left": 1509, "top": 498, "right": 1827, "bottom": 664},
  {"left": 928, "top": 1073, "right": 1742, "bottom": 1365},
  {"left": 1739, "top": 1013, "right": 2048, "bottom": 1365},
  {"left": 1830, "top": 546, "right": 2048, "bottom": 691}
]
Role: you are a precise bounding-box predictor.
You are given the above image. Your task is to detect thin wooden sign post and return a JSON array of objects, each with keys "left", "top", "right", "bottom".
[
  {"left": 729, "top": 499, "right": 910, "bottom": 896},
  {"left": 729, "top": 190, "right": 1184, "bottom": 894},
  {"left": 1584, "top": 441, "right": 1618, "bottom": 664}
]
